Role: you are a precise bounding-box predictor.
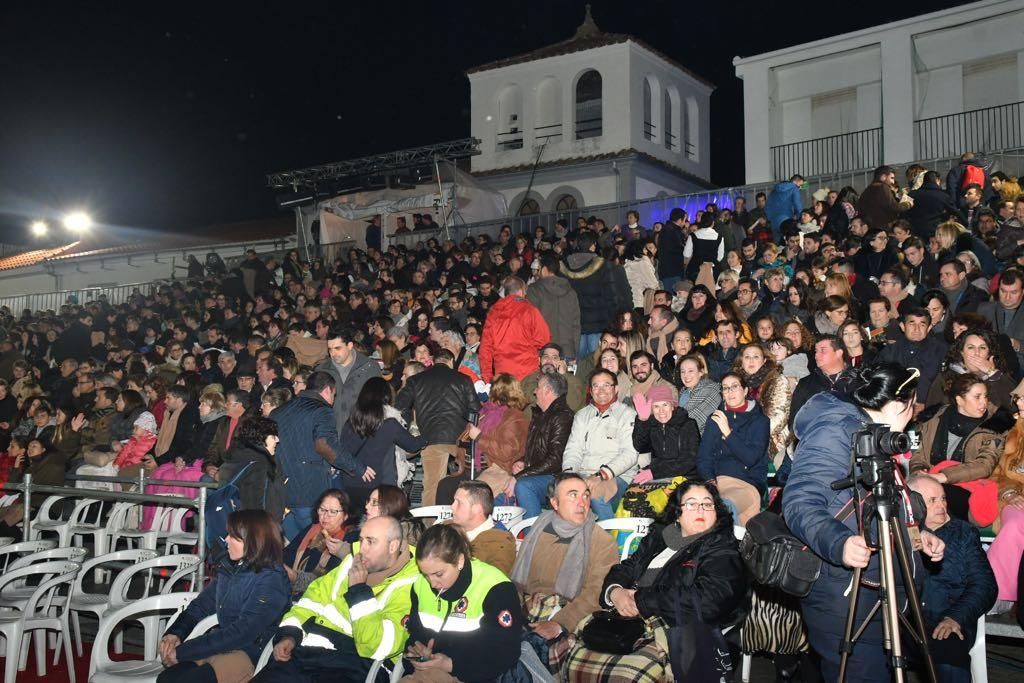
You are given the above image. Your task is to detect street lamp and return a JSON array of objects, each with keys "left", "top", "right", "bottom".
[
  {"left": 63, "top": 211, "right": 93, "bottom": 233},
  {"left": 30, "top": 221, "right": 48, "bottom": 237}
]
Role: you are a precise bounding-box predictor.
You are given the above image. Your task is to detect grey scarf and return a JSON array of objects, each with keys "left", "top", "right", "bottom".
[
  {"left": 510, "top": 509, "right": 595, "bottom": 601},
  {"left": 201, "top": 409, "right": 225, "bottom": 424}
]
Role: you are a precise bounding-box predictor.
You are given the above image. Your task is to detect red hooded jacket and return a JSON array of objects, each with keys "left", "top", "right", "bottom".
[{"left": 478, "top": 295, "right": 551, "bottom": 382}]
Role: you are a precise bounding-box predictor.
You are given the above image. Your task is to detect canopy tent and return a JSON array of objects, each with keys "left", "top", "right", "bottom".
[{"left": 310, "top": 162, "right": 508, "bottom": 250}]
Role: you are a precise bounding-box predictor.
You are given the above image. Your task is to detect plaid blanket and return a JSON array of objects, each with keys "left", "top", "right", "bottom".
[
  {"left": 522, "top": 592, "right": 576, "bottom": 674},
  {"left": 563, "top": 614, "right": 672, "bottom": 682}
]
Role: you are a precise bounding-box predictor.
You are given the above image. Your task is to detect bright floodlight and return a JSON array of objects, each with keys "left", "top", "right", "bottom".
[
  {"left": 30, "top": 221, "right": 48, "bottom": 236},
  {"left": 63, "top": 211, "right": 93, "bottom": 232}
]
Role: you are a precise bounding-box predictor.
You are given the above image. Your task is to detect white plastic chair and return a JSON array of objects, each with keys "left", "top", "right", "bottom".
[
  {"left": 365, "top": 657, "right": 406, "bottom": 683},
  {"left": 491, "top": 505, "right": 526, "bottom": 528},
  {"left": 89, "top": 592, "right": 198, "bottom": 683},
  {"left": 0, "top": 546, "right": 88, "bottom": 610},
  {"left": 164, "top": 506, "right": 199, "bottom": 554},
  {"left": 159, "top": 558, "right": 201, "bottom": 594},
  {"left": 110, "top": 502, "right": 178, "bottom": 551},
  {"left": 25, "top": 495, "right": 73, "bottom": 539},
  {"left": 0, "top": 560, "right": 80, "bottom": 683},
  {"left": 0, "top": 538, "right": 57, "bottom": 572},
  {"left": 30, "top": 496, "right": 104, "bottom": 547},
  {"left": 410, "top": 505, "right": 453, "bottom": 525},
  {"left": 68, "top": 548, "right": 160, "bottom": 657},
  {"left": 969, "top": 614, "right": 987, "bottom": 683},
  {"left": 597, "top": 517, "right": 654, "bottom": 560},
  {"left": 0, "top": 538, "right": 12, "bottom": 548},
  {"left": 508, "top": 515, "right": 538, "bottom": 550}
]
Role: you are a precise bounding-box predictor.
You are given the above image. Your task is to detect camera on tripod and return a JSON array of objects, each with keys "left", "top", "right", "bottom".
[{"left": 853, "top": 423, "right": 910, "bottom": 460}]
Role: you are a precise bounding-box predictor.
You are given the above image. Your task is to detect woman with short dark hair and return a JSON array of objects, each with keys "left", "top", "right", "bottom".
[
  {"left": 158, "top": 510, "right": 289, "bottom": 683},
  {"left": 217, "top": 416, "right": 286, "bottom": 522}
]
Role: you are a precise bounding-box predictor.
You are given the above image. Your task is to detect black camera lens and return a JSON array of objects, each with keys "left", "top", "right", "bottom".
[{"left": 876, "top": 431, "right": 910, "bottom": 455}]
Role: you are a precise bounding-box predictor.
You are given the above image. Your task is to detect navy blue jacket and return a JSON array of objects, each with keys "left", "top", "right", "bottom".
[
  {"left": 696, "top": 400, "right": 769, "bottom": 492},
  {"left": 166, "top": 561, "right": 290, "bottom": 664},
  {"left": 272, "top": 390, "right": 366, "bottom": 508},
  {"left": 784, "top": 393, "right": 922, "bottom": 625},
  {"left": 921, "top": 518, "right": 997, "bottom": 643}
]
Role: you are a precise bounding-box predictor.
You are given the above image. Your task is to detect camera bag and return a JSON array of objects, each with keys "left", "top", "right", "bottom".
[{"left": 740, "top": 511, "right": 822, "bottom": 598}]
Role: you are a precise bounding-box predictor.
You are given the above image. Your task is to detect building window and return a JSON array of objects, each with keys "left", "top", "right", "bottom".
[
  {"left": 535, "top": 76, "right": 563, "bottom": 144},
  {"left": 664, "top": 91, "right": 674, "bottom": 151},
  {"left": 575, "top": 70, "right": 602, "bottom": 139},
  {"left": 554, "top": 194, "right": 578, "bottom": 211},
  {"left": 686, "top": 97, "right": 699, "bottom": 161},
  {"left": 517, "top": 198, "right": 541, "bottom": 216},
  {"left": 497, "top": 85, "right": 524, "bottom": 151},
  {"left": 643, "top": 79, "right": 654, "bottom": 141}
]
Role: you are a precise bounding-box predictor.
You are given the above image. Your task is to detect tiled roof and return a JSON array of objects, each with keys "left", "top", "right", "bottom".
[
  {"left": 472, "top": 148, "right": 714, "bottom": 189},
  {"left": 0, "top": 243, "right": 80, "bottom": 271},
  {"left": 465, "top": 8, "right": 714, "bottom": 89}
]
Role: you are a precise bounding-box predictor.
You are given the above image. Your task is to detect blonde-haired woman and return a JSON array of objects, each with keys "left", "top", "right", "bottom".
[{"left": 935, "top": 220, "right": 997, "bottom": 275}]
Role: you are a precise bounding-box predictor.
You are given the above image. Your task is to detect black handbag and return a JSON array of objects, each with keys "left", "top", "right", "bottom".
[
  {"left": 668, "top": 589, "right": 734, "bottom": 683},
  {"left": 579, "top": 610, "right": 648, "bottom": 655},
  {"left": 740, "top": 511, "right": 822, "bottom": 598}
]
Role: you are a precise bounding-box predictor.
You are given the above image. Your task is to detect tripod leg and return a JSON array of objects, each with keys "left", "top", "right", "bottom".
[
  {"left": 877, "top": 525, "right": 906, "bottom": 683},
  {"left": 889, "top": 519, "right": 938, "bottom": 683},
  {"left": 838, "top": 565, "right": 864, "bottom": 683}
]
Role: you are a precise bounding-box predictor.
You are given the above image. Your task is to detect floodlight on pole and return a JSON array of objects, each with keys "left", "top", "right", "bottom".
[
  {"left": 30, "top": 221, "right": 49, "bottom": 237},
  {"left": 63, "top": 211, "right": 93, "bottom": 233}
]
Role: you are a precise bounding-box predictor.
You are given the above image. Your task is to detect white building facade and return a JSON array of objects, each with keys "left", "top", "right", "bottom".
[
  {"left": 468, "top": 8, "right": 714, "bottom": 214},
  {"left": 734, "top": 0, "right": 1024, "bottom": 183}
]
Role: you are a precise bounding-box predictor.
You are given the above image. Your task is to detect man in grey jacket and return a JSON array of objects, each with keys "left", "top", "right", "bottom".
[
  {"left": 315, "top": 326, "right": 381, "bottom": 432},
  {"left": 526, "top": 252, "right": 581, "bottom": 360}
]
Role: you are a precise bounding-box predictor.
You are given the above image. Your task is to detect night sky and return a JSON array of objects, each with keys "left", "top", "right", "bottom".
[{"left": 0, "top": 0, "right": 970, "bottom": 244}]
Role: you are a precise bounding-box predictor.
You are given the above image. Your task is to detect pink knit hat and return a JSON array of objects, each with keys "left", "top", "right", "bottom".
[{"left": 646, "top": 384, "right": 676, "bottom": 406}]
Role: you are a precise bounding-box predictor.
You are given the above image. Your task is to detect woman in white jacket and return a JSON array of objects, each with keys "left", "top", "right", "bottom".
[
  {"left": 623, "top": 239, "right": 660, "bottom": 311},
  {"left": 562, "top": 369, "right": 642, "bottom": 519}
]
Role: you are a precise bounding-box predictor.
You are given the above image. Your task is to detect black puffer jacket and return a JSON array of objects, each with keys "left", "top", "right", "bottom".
[
  {"left": 632, "top": 409, "right": 700, "bottom": 479},
  {"left": 217, "top": 439, "right": 286, "bottom": 522},
  {"left": 519, "top": 395, "right": 574, "bottom": 478},
  {"left": 394, "top": 364, "right": 481, "bottom": 445},
  {"left": 601, "top": 516, "right": 748, "bottom": 628},
  {"left": 562, "top": 253, "right": 631, "bottom": 334}
]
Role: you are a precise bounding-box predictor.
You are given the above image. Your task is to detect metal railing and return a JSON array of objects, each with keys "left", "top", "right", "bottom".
[
  {"left": 534, "top": 123, "right": 563, "bottom": 144},
  {"left": 771, "top": 128, "right": 883, "bottom": 181},
  {"left": 0, "top": 280, "right": 173, "bottom": 314},
  {"left": 3, "top": 471, "right": 216, "bottom": 583},
  {"left": 915, "top": 101, "right": 1024, "bottom": 161},
  {"left": 497, "top": 129, "right": 524, "bottom": 151}
]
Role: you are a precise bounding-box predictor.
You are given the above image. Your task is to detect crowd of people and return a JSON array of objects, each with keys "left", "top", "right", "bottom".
[{"left": 0, "top": 152, "right": 1023, "bottom": 681}]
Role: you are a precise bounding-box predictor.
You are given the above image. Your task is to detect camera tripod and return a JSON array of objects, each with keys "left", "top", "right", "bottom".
[{"left": 830, "top": 427, "right": 937, "bottom": 683}]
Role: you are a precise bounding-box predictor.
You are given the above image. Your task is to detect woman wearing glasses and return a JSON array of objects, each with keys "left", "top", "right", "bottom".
[
  {"left": 282, "top": 488, "right": 358, "bottom": 596},
  {"left": 695, "top": 372, "right": 770, "bottom": 526},
  {"left": 564, "top": 481, "right": 746, "bottom": 681}
]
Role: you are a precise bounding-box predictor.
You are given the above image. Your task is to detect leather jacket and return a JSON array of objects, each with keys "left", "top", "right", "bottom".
[
  {"left": 394, "top": 364, "right": 481, "bottom": 445},
  {"left": 519, "top": 395, "right": 574, "bottom": 478}
]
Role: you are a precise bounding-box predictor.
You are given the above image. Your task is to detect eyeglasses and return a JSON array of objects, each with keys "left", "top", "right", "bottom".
[
  {"left": 318, "top": 507, "right": 343, "bottom": 516},
  {"left": 682, "top": 501, "right": 716, "bottom": 512},
  {"left": 721, "top": 384, "right": 744, "bottom": 392}
]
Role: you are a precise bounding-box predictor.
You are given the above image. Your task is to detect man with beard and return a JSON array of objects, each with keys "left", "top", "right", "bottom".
[
  {"left": 627, "top": 351, "right": 677, "bottom": 405},
  {"left": 520, "top": 343, "right": 585, "bottom": 413}
]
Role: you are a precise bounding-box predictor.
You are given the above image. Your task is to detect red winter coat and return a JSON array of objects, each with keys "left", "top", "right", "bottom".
[{"left": 478, "top": 295, "right": 551, "bottom": 382}]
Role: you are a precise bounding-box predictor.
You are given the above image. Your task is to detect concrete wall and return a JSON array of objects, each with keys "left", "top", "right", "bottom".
[{"left": 735, "top": 0, "right": 1024, "bottom": 183}]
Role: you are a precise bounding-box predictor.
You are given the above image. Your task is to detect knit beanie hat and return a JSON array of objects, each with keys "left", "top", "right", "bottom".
[
  {"left": 647, "top": 384, "right": 676, "bottom": 406},
  {"left": 134, "top": 411, "right": 158, "bottom": 435}
]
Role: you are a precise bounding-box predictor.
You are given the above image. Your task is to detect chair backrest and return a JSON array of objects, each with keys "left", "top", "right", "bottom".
[
  {"left": 8, "top": 545, "right": 88, "bottom": 571},
  {"left": 32, "top": 494, "right": 70, "bottom": 525},
  {"left": 0, "top": 537, "right": 12, "bottom": 548},
  {"left": 492, "top": 505, "right": 526, "bottom": 528},
  {"left": 410, "top": 505, "right": 453, "bottom": 525},
  {"left": 89, "top": 592, "right": 198, "bottom": 678},
  {"left": 160, "top": 558, "right": 201, "bottom": 594},
  {"left": 109, "top": 554, "right": 201, "bottom": 609},
  {"left": 72, "top": 548, "right": 161, "bottom": 595},
  {"left": 509, "top": 515, "right": 538, "bottom": 549},
  {"left": 597, "top": 517, "right": 654, "bottom": 560},
  {"left": 0, "top": 539, "right": 57, "bottom": 571},
  {"left": 0, "top": 560, "right": 79, "bottom": 619},
  {"left": 67, "top": 497, "right": 106, "bottom": 527}
]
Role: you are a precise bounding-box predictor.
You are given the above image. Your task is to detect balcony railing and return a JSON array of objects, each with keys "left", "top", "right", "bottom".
[
  {"left": 771, "top": 128, "right": 883, "bottom": 181},
  {"left": 915, "top": 101, "right": 1024, "bottom": 161},
  {"left": 496, "top": 128, "right": 524, "bottom": 151},
  {"left": 534, "top": 123, "right": 563, "bottom": 144}
]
